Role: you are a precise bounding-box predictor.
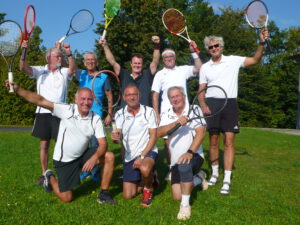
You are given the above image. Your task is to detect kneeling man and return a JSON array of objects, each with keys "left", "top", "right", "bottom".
[
  {"left": 157, "top": 86, "right": 207, "bottom": 220},
  {"left": 111, "top": 84, "right": 158, "bottom": 207},
  {"left": 7, "top": 81, "right": 116, "bottom": 204}
]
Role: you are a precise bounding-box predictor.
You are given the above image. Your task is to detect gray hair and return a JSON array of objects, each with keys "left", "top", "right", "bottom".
[
  {"left": 45, "top": 48, "right": 61, "bottom": 62},
  {"left": 162, "top": 48, "right": 176, "bottom": 57},
  {"left": 83, "top": 52, "right": 98, "bottom": 61},
  {"left": 167, "top": 86, "right": 185, "bottom": 99},
  {"left": 203, "top": 36, "right": 224, "bottom": 50},
  {"left": 75, "top": 87, "right": 92, "bottom": 98}
]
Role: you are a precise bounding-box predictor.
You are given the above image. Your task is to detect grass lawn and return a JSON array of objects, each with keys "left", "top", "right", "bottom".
[{"left": 0, "top": 128, "right": 299, "bottom": 225}]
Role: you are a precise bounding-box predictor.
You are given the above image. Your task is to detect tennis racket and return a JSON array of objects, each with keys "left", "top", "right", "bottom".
[
  {"left": 21, "top": 5, "right": 36, "bottom": 61},
  {"left": 102, "top": 0, "right": 121, "bottom": 39},
  {"left": 58, "top": 9, "right": 94, "bottom": 43},
  {"left": 167, "top": 85, "right": 227, "bottom": 135},
  {"left": 162, "top": 8, "right": 200, "bottom": 54},
  {"left": 91, "top": 70, "right": 121, "bottom": 131},
  {"left": 0, "top": 20, "right": 22, "bottom": 93},
  {"left": 245, "top": 0, "right": 272, "bottom": 52}
]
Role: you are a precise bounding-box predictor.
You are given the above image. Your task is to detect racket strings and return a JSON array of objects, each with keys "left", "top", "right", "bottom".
[
  {"left": 0, "top": 22, "right": 22, "bottom": 57},
  {"left": 71, "top": 10, "right": 94, "bottom": 32},
  {"left": 163, "top": 10, "right": 186, "bottom": 34},
  {"left": 25, "top": 7, "right": 35, "bottom": 32},
  {"left": 105, "top": 0, "right": 121, "bottom": 18},
  {"left": 246, "top": 2, "right": 268, "bottom": 28}
]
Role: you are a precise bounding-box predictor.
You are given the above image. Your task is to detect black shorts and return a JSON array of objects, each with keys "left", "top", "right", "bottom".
[
  {"left": 205, "top": 98, "right": 239, "bottom": 133},
  {"left": 53, "top": 148, "right": 96, "bottom": 192},
  {"left": 123, "top": 151, "right": 157, "bottom": 183},
  {"left": 171, "top": 153, "right": 203, "bottom": 185},
  {"left": 32, "top": 113, "right": 60, "bottom": 141}
]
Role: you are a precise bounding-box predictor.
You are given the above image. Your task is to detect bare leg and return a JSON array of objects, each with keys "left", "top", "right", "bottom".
[
  {"left": 139, "top": 158, "right": 155, "bottom": 189},
  {"left": 40, "top": 140, "right": 50, "bottom": 173},
  {"left": 123, "top": 182, "right": 138, "bottom": 199},
  {"left": 209, "top": 133, "right": 220, "bottom": 166},
  {"left": 223, "top": 132, "right": 235, "bottom": 171},
  {"left": 99, "top": 152, "right": 115, "bottom": 190},
  {"left": 50, "top": 176, "right": 73, "bottom": 203}
]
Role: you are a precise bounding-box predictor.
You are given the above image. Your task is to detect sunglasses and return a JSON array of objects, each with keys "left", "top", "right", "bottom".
[{"left": 208, "top": 44, "right": 220, "bottom": 50}]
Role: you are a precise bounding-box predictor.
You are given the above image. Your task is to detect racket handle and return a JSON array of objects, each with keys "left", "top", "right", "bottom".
[
  {"left": 58, "top": 36, "right": 66, "bottom": 43},
  {"left": 194, "top": 47, "right": 200, "bottom": 54},
  {"left": 102, "top": 30, "right": 107, "bottom": 40},
  {"left": 21, "top": 47, "right": 27, "bottom": 61},
  {"left": 265, "top": 39, "right": 273, "bottom": 53},
  {"left": 167, "top": 123, "right": 181, "bottom": 136},
  {"left": 8, "top": 72, "right": 14, "bottom": 93}
]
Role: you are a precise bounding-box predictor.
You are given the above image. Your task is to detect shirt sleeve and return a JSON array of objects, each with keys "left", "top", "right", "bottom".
[
  {"left": 75, "top": 69, "right": 82, "bottom": 81},
  {"left": 151, "top": 71, "right": 161, "bottom": 93},
  {"left": 52, "top": 103, "right": 73, "bottom": 120},
  {"left": 93, "top": 116, "right": 106, "bottom": 138},
  {"left": 114, "top": 109, "right": 123, "bottom": 129},
  {"left": 30, "top": 66, "right": 44, "bottom": 79},
  {"left": 183, "top": 65, "right": 195, "bottom": 79},
  {"left": 199, "top": 65, "right": 208, "bottom": 84},
  {"left": 159, "top": 110, "right": 172, "bottom": 127},
  {"left": 147, "top": 108, "right": 158, "bottom": 129}
]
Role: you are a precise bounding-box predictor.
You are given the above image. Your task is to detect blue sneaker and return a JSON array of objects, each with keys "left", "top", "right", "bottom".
[
  {"left": 91, "top": 165, "right": 101, "bottom": 181},
  {"left": 80, "top": 171, "right": 91, "bottom": 181}
]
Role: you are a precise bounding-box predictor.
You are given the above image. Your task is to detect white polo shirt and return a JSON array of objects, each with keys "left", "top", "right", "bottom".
[
  {"left": 114, "top": 105, "right": 158, "bottom": 163},
  {"left": 30, "top": 65, "right": 72, "bottom": 113},
  {"left": 159, "top": 105, "right": 206, "bottom": 166},
  {"left": 151, "top": 65, "right": 195, "bottom": 113},
  {"left": 199, "top": 55, "right": 246, "bottom": 98},
  {"left": 52, "top": 103, "right": 106, "bottom": 162}
]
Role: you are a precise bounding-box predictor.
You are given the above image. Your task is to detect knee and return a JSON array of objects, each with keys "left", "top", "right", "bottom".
[
  {"left": 178, "top": 163, "right": 191, "bottom": 174},
  {"left": 139, "top": 165, "right": 151, "bottom": 177},
  {"left": 59, "top": 193, "right": 73, "bottom": 203},
  {"left": 105, "top": 151, "right": 115, "bottom": 163},
  {"left": 123, "top": 193, "right": 134, "bottom": 200}
]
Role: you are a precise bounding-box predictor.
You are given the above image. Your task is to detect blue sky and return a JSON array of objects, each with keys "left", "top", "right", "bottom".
[{"left": 1, "top": 0, "right": 299, "bottom": 53}]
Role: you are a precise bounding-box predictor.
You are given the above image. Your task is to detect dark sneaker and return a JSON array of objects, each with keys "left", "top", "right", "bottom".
[
  {"left": 140, "top": 189, "right": 152, "bottom": 207},
  {"left": 35, "top": 175, "right": 45, "bottom": 186},
  {"left": 43, "top": 170, "right": 53, "bottom": 193},
  {"left": 97, "top": 191, "right": 117, "bottom": 205}
]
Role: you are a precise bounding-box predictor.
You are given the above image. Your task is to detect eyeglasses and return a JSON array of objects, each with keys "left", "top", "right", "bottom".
[
  {"left": 208, "top": 44, "right": 220, "bottom": 50},
  {"left": 85, "top": 59, "right": 96, "bottom": 62}
]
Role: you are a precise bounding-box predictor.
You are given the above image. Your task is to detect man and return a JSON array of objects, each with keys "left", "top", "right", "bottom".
[
  {"left": 157, "top": 86, "right": 207, "bottom": 220},
  {"left": 151, "top": 42, "right": 202, "bottom": 180},
  {"left": 76, "top": 52, "right": 113, "bottom": 181},
  {"left": 111, "top": 84, "right": 157, "bottom": 207},
  {"left": 7, "top": 81, "right": 116, "bottom": 204},
  {"left": 20, "top": 40, "right": 76, "bottom": 185},
  {"left": 99, "top": 36, "right": 160, "bottom": 107},
  {"left": 198, "top": 29, "right": 269, "bottom": 195}
]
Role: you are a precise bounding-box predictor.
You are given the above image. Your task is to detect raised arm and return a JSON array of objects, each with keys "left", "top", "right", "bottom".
[
  {"left": 60, "top": 42, "right": 76, "bottom": 76},
  {"left": 19, "top": 40, "right": 33, "bottom": 75},
  {"left": 244, "top": 29, "right": 269, "bottom": 67},
  {"left": 6, "top": 81, "right": 53, "bottom": 111},
  {"left": 190, "top": 41, "right": 203, "bottom": 74},
  {"left": 149, "top": 36, "right": 161, "bottom": 75},
  {"left": 99, "top": 38, "right": 121, "bottom": 75}
]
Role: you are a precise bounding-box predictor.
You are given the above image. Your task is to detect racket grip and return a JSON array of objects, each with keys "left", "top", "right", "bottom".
[
  {"left": 167, "top": 123, "right": 181, "bottom": 136},
  {"left": 102, "top": 30, "right": 107, "bottom": 40},
  {"left": 8, "top": 72, "right": 14, "bottom": 93},
  {"left": 21, "top": 47, "right": 27, "bottom": 61},
  {"left": 194, "top": 47, "right": 200, "bottom": 54},
  {"left": 58, "top": 36, "right": 66, "bottom": 43}
]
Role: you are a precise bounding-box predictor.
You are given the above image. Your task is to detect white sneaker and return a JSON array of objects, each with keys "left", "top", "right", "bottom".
[
  {"left": 208, "top": 175, "right": 220, "bottom": 186},
  {"left": 220, "top": 182, "right": 230, "bottom": 195},
  {"left": 177, "top": 204, "right": 191, "bottom": 220}
]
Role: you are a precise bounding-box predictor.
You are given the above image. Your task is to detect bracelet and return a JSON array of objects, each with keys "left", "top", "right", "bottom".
[
  {"left": 67, "top": 53, "right": 73, "bottom": 57},
  {"left": 191, "top": 52, "right": 199, "bottom": 59},
  {"left": 187, "top": 149, "right": 194, "bottom": 155},
  {"left": 154, "top": 43, "right": 160, "bottom": 50}
]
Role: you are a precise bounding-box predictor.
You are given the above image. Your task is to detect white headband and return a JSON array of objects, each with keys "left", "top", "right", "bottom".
[{"left": 162, "top": 49, "right": 176, "bottom": 57}]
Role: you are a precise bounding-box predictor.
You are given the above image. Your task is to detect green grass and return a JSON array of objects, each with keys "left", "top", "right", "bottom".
[{"left": 0, "top": 128, "right": 300, "bottom": 225}]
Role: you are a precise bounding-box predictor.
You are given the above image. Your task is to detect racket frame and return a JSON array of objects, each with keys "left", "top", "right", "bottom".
[
  {"left": 102, "top": 0, "right": 121, "bottom": 39},
  {"left": 22, "top": 4, "right": 36, "bottom": 61},
  {"left": 245, "top": 0, "right": 272, "bottom": 52},
  {"left": 0, "top": 20, "right": 22, "bottom": 92},
  {"left": 59, "top": 9, "right": 94, "bottom": 43},
  {"left": 162, "top": 8, "right": 200, "bottom": 54}
]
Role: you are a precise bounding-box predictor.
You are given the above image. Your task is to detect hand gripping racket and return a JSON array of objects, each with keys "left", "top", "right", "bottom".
[
  {"left": 102, "top": 0, "right": 121, "bottom": 39},
  {"left": 59, "top": 9, "right": 94, "bottom": 43},
  {"left": 167, "top": 85, "right": 228, "bottom": 135},
  {"left": 245, "top": 0, "right": 272, "bottom": 52},
  {"left": 0, "top": 20, "right": 22, "bottom": 93},
  {"left": 162, "top": 8, "right": 200, "bottom": 54},
  {"left": 21, "top": 5, "right": 36, "bottom": 60}
]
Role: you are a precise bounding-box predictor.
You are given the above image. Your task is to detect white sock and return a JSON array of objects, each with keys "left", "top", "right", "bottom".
[
  {"left": 223, "top": 170, "right": 232, "bottom": 183},
  {"left": 181, "top": 194, "right": 190, "bottom": 207},
  {"left": 193, "top": 176, "right": 202, "bottom": 186},
  {"left": 212, "top": 165, "right": 219, "bottom": 176}
]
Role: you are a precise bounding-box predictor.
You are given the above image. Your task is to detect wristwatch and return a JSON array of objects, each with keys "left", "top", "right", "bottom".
[{"left": 139, "top": 155, "right": 145, "bottom": 160}]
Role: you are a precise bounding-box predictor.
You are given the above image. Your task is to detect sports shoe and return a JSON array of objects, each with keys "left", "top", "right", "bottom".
[
  {"left": 140, "top": 189, "right": 152, "bottom": 207},
  {"left": 208, "top": 175, "right": 220, "bottom": 186},
  {"left": 80, "top": 171, "right": 91, "bottom": 181},
  {"left": 220, "top": 181, "right": 231, "bottom": 195},
  {"left": 35, "top": 175, "right": 45, "bottom": 186},
  {"left": 197, "top": 170, "right": 209, "bottom": 191},
  {"left": 91, "top": 165, "right": 101, "bottom": 181},
  {"left": 97, "top": 190, "right": 117, "bottom": 205},
  {"left": 43, "top": 170, "right": 53, "bottom": 193},
  {"left": 177, "top": 204, "right": 191, "bottom": 220}
]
